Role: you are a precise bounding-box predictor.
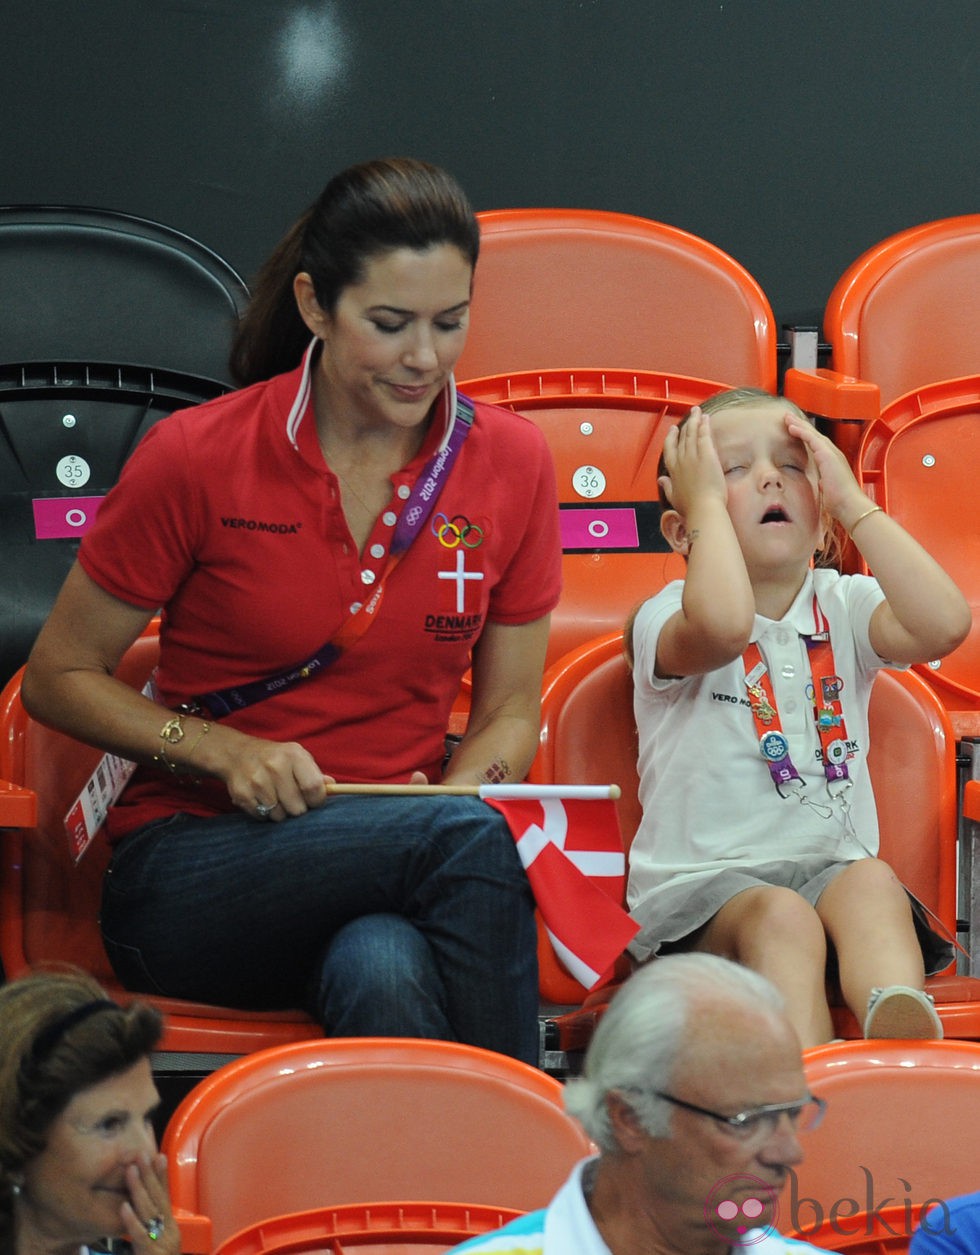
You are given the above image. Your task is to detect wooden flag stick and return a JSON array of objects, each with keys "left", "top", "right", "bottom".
[{"left": 322, "top": 782, "right": 621, "bottom": 800}]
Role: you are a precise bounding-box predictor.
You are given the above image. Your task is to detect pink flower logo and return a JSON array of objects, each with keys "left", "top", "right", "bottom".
[{"left": 705, "top": 1174, "right": 781, "bottom": 1244}]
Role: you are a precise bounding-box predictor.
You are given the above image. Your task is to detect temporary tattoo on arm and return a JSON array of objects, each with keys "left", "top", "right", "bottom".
[{"left": 481, "top": 758, "right": 512, "bottom": 784}]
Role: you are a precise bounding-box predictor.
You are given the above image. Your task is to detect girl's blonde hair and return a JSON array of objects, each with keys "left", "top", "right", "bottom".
[{"left": 624, "top": 387, "right": 844, "bottom": 666}]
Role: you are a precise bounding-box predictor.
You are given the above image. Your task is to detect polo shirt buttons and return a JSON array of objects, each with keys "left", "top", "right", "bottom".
[
  {"left": 361, "top": 569, "right": 376, "bottom": 585},
  {"left": 370, "top": 544, "right": 386, "bottom": 559},
  {"left": 382, "top": 511, "right": 397, "bottom": 527},
  {"left": 396, "top": 485, "right": 411, "bottom": 500}
]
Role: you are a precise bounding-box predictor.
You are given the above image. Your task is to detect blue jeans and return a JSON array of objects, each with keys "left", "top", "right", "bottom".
[{"left": 100, "top": 795, "right": 539, "bottom": 1063}]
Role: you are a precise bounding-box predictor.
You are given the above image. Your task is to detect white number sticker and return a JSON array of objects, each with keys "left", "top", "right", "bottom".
[
  {"left": 56, "top": 455, "right": 91, "bottom": 488},
  {"left": 572, "top": 465, "right": 606, "bottom": 499}
]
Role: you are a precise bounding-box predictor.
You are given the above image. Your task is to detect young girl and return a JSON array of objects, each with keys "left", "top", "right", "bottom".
[{"left": 626, "top": 387, "right": 971, "bottom": 1047}]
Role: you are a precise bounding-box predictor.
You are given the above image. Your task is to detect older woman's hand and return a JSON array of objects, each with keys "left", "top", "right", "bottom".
[{"left": 120, "top": 1152, "right": 180, "bottom": 1255}]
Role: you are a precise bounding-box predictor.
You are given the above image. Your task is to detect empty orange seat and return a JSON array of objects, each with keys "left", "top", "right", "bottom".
[
  {"left": 457, "top": 208, "right": 778, "bottom": 387},
  {"left": 162, "top": 1037, "right": 592, "bottom": 1253},
  {"left": 824, "top": 214, "right": 980, "bottom": 409},
  {"left": 784, "top": 214, "right": 980, "bottom": 461},
  {"left": 791, "top": 1039, "right": 980, "bottom": 1244},
  {"left": 212, "top": 1201, "right": 524, "bottom": 1255},
  {"left": 848, "top": 376, "right": 980, "bottom": 737}
]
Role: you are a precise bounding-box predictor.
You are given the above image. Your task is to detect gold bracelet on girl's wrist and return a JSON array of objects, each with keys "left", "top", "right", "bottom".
[{"left": 848, "top": 504, "right": 884, "bottom": 538}]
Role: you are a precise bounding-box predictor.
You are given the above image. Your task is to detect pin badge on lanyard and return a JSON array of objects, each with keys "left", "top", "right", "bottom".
[
  {"left": 744, "top": 657, "right": 803, "bottom": 795},
  {"left": 741, "top": 592, "right": 860, "bottom": 831},
  {"left": 808, "top": 664, "right": 850, "bottom": 779},
  {"left": 744, "top": 633, "right": 854, "bottom": 801}
]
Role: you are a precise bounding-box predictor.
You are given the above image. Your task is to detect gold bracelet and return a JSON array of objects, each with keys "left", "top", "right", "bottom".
[
  {"left": 186, "top": 721, "right": 211, "bottom": 756},
  {"left": 153, "top": 714, "right": 185, "bottom": 774},
  {"left": 153, "top": 715, "right": 210, "bottom": 775},
  {"left": 849, "top": 504, "right": 884, "bottom": 538}
]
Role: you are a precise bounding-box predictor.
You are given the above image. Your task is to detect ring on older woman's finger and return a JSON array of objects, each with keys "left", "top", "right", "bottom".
[
  {"left": 254, "top": 800, "right": 274, "bottom": 818},
  {"left": 145, "top": 1217, "right": 165, "bottom": 1241}
]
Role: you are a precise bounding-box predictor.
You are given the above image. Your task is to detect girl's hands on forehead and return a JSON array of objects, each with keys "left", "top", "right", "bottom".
[
  {"left": 783, "top": 411, "right": 865, "bottom": 523},
  {"left": 658, "top": 406, "right": 728, "bottom": 516}
]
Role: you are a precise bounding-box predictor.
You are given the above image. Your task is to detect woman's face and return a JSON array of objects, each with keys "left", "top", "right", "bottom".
[
  {"left": 19, "top": 1057, "right": 160, "bottom": 1250},
  {"left": 304, "top": 243, "right": 473, "bottom": 436}
]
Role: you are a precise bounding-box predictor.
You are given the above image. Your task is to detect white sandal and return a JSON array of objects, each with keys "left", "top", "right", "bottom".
[{"left": 863, "top": 985, "right": 943, "bottom": 1040}]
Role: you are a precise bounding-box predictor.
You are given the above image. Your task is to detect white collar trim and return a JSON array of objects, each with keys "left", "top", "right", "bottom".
[{"left": 285, "top": 336, "right": 457, "bottom": 453}]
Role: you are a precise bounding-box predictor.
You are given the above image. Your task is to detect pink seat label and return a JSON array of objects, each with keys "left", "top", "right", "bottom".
[
  {"left": 560, "top": 507, "right": 639, "bottom": 549},
  {"left": 33, "top": 496, "right": 105, "bottom": 539}
]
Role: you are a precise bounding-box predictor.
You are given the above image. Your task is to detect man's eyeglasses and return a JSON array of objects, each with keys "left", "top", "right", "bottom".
[{"left": 650, "top": 1091, "right": 827, "bottom": 1142}]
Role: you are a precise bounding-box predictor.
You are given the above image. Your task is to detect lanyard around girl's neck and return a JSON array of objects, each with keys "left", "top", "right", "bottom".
[{"left": 742, "top": 594, "right": 853, "bottom": 818}]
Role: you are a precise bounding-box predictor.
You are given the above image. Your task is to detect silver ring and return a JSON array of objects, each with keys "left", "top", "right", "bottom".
[
  {"left": 145, "top": 1218, "right": 165, "bottom": 1242},
  {"left": 254, "top": 800, "right": 274, "bottom": 818}
]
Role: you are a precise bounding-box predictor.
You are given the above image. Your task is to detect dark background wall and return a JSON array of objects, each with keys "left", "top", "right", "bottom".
[{"left": 2, "top": 0, "right": 978, "bottom": 332}]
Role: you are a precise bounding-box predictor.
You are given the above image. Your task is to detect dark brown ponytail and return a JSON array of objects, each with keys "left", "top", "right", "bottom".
[{"left": 229, "top": 157, "right": 479, "bottom": 387}]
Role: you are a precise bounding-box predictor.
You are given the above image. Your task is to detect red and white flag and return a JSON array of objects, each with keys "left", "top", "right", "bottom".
[{"left": 486, "top": 796, "right": 640, "bottom": 989}]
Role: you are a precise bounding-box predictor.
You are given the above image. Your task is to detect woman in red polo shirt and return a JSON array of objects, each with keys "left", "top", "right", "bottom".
[{"left": 22, "top": 158, "right": 561, "bottom": 1065}]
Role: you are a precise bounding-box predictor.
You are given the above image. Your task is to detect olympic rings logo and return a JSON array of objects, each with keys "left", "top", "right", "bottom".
[{"left": 432, "top": 512, "right": 485, "bottom": 549}]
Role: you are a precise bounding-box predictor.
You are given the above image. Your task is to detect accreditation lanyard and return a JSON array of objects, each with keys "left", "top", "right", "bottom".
[
  {"left": 742, "top": 597, "right": 852, "bottom": 802},
  {"left": 330, "top": 383, "right": 475, "bottom": 651},
  {"left": 189, "top": 383, "right": 475, "bottom": 718}
]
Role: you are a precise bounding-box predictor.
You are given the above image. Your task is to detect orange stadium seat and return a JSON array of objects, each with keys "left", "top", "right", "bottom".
[
  {"left": 785, "top": 1205, "right": 916, "bottom": 1255},
  {"left": 528, "top": 632, "right": 980, "bottom": 1059},
  {"left": 461, "top": 368, "right": 721, "bottom": 667},
  {"left": 212, "top": 1201, "right": 524, "bottom": 1255},
  {"left": 457, "top": 207, "right": 778, "bottom": 387},
  {"left": 823, "top": 214, "right": 980, "bottom": 409},
  {"left": 452, "top": 209, "right": 778, "bottom": 729},
  {"left": 784, "top": 214, "right": 980, "bottom": 461},
  {"left": 837, "top": 373, "right": 980, "bottom": 979},
  {"left": 788, "top": 1039, "right": 980, "bottom": 1247},
  {"left": 528, "top": 633, "right": 639, "bottom": 1011},
  {"left": 0, "top": 630, "right": 321, "bottom": 1061},
  {"left": 849, "top": 376, "right": 980, "bottom": 738},
  {"left": 162, "top": 1036, "right": 592, "bottom": 1253},
  {"left": 452, "top": 208, "right": 779, "bottom": 718}
]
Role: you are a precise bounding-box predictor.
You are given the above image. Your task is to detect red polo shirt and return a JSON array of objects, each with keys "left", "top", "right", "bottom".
[{"left": 79, "top": 352, "right": 561, "bottom": 836}]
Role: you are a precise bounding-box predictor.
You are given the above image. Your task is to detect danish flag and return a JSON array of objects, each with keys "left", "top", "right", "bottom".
[{"left": 486, "top": 796, "right": 640, "bottom": 989}]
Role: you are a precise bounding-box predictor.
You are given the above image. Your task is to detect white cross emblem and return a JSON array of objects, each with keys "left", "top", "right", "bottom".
[
  {"left": 437, "top": 549, "right": 485, "bottom": 612},
  {"left": 515, "top": 798, "right": 625, "bottom": 877}
]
